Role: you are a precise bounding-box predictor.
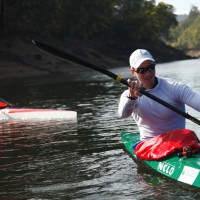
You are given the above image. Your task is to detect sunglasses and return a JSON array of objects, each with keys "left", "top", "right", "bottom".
[{"left": 134, "top": 63, "right": 156, "bottom": 74}]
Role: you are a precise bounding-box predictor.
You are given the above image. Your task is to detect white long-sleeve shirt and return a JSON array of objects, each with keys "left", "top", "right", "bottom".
[{"left": 118, "top": 77, "right": 200, "bottom": 141}]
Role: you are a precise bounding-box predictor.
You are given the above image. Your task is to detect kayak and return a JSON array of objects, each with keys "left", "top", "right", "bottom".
[
  {"left": 0, "top": 108, "right": 77, "bottom": 122},
  {"left": 121, "top": 131, "right": 200, "bottom": 188}
]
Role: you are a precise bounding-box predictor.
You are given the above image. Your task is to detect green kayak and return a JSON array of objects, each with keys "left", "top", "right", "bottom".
[{"left": 121, "top": 131, "right": 200, "bottom": 188}]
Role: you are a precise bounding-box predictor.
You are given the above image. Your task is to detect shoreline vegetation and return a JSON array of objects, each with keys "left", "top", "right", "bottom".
[
  {"left": 1, "top": 1, "right": 200, "bottom": 81},
  {"left": 0, "top": 36, "right": 198, "bottom": 80}
]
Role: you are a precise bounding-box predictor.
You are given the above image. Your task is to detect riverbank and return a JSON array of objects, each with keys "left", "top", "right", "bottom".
[{"left": 0, "top": 36, "right": 195, "bottom": 80}]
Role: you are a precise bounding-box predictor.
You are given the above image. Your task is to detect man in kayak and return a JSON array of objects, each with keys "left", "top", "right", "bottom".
[{"left": 118, "top": 49, "right": 200, "bottom": 142}]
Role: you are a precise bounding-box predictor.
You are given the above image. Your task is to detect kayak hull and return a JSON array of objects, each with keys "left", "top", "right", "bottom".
[
  {"left": 121, "top": 131, "right": 200, "bottom": 188},
  {"left": 0, "top": 108, "right": 77, "bottom": 122}
]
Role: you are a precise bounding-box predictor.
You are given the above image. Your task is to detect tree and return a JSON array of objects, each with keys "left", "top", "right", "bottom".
[
  {"left": 150, "top": 2, "right": 177, "bottom": 40},
  {"left": 0, "top": 0, "right": 4, "bottom": 30},
  {"left": 189, "top": 5, "right": 199, "bottom": 18},
  {"left": 111, "top": 1, "right": 177, "bottom": 43},
  {"left": 59, "top": 0, "right": 115, "bottom": 39},
  {"left": 169, "top": 5, "right": 200, "bottom": 50},
  {"left": 111, "top": 0, "right": 153, "bottom": 43},
  {"left": 0, "top": 0, "right": 179, "bottom": 48}
]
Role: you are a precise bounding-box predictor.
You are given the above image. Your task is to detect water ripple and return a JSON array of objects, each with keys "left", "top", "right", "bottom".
[{"left": 1, "top": 60, "right": 200, "bottom": 199}]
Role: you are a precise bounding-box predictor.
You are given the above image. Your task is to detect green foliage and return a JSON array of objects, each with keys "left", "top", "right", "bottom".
[
  {"left": 109, "top": 0, "right": 176, "bottom": 43},
  {"left": 59, "top": 0, "right": 115, "bottom": 39},
  {"left": 0, "top": 0, "right": 177, "bottom": 46},
  {"left": 169, "top": 6, "right": 200, "bottom": 50},
  {"left": 152, "top": 3, "right": 177, "bottom": 39},
  {"left": 2, "top": 0, "right": 58, "bottom": 35}
]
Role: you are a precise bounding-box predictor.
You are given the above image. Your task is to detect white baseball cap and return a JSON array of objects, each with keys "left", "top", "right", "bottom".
[{"left": 129, "top": 49, "right": 155, "bottom": 69}]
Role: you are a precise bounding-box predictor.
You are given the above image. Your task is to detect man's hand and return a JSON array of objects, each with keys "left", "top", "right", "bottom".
[{"left": 127, "top": 79, "right": 143, "bottom": 100}]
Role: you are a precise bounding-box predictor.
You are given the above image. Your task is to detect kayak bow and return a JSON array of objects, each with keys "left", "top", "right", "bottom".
[
  {"left": 0, "top": 108, "right": 77, "bottom": 122},
  {"left": 121, "top": 131, "right": 200, "bottom": 188}
]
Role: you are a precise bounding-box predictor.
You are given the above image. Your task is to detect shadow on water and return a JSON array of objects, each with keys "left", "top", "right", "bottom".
[{"left": 0, "top": 60, "right": 200, "bottom": 199}]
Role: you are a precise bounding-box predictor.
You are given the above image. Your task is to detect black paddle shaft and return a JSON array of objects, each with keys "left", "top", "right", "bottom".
[{"left": 32, "top": 39, "right": 200, "bottom": 126}]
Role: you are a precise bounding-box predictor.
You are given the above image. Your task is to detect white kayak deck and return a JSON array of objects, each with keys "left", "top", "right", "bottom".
[{"left": 0, "top": 108, "right": 77, "bottom": 122}]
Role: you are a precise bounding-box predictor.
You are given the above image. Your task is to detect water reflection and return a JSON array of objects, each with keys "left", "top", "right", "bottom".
[
  {"left": 0, "top": 120, "right": 78, "bottom": 199},
  {"left": 0, "top": 59, "right": 200, "bottom": 199}
]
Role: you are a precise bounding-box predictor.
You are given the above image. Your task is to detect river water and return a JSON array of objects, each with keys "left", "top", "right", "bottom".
[{"left": 1, "top": 59, "right": 200, "bottom": 200}]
